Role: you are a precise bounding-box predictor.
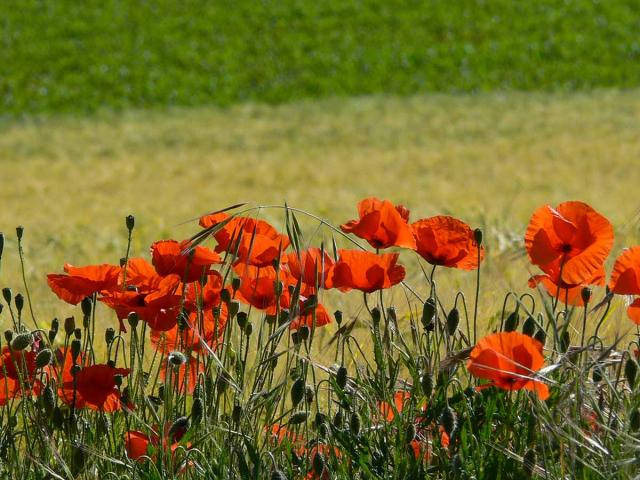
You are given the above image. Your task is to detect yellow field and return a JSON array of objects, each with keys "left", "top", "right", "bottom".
[{"left": 2, "top": 90, "right": 640, "bottom": 339}]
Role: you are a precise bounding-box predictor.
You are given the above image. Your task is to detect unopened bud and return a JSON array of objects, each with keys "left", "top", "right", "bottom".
[
  {"left": 168, "top": 351, "right": 187, "bottom": 367},
  {"left": 289, "top": 411, "right": 309, "bottom": 425},
  {"left": 16, "top": 226, "right": 24, "bottom": 241},
  {"left": 473, "top": 228, "right": 483, "bottom": 246},
  {"left": 420, "top": 372, "right": 434, "bottom": 397},
  {"left": 581, "top": 287, "right": 592, "bottom": 305},
  {"left": 11, "top": 332, "right": 32, "bottom": 351},
  {"left": 231, "top": 277, "right": 241, "bottom": 292},
  {"left": 298, "top": 325, "right": 310, "bottom": 342},
  {"left": 228, "top": 300, "right": 240, "bottom": 319},
  {"left": 125, "top": 215, "right": 135, "bottom": 232},
  {"left": 127, "top": 312, "right": 139, "bottom": 329},
  {"left": 73, "top": 328, "right": 81, "bottom": 340},
  {"left": 349, "top": 412, "right": 361, "bottom": 436},
  {"left": 534, "top": 329, "right": 547, "bottom": 346},
  {"left": 504, "top": 312, "right": 519, "bottom": 332},
  {"left": 291, "top": 378, "right": 305, "bottom": 406},
  {"left": 334, "top": 310, "right": 342, "bottom": 326},
  {"left": 440, "top": 406, "right": 457, "bottom": 436},
  {"left": 2, "top": 287, "right": 12, "bottom": 305},
  {"left": 105, "top": 327, "right": 115, "bottom": 345},
  {"left": 421, "top": 298, "right": 436, "bottom": 330},
  {"left": 14, "top": 294, "right": 24, "bottom": 314},
  {"left": 42, "top": 384, "right": 55, "bottom": 414},
  {"left": 312, "top": 452, "right": 326, "bottom": 475},
  {"left": 3, "top": 330, "right": 13, "bottom": 344},
  {"left": 336, "top": 366, "right": 348, "bottom": 390},
  {"left": 446, "top": 308, "right": 460, "bottom": 336},
  {"left": 35, "top": 349, "right": 53, "bottom": 368},
  {"left": 71, "top": 340, "right": 81, "bottom": 361},
  {"left": 371, "top": 307, "right": 381, "bottom": 327},
  {"left": 81, "top": 297, "right": 92, "bottom": 317},
  {"left": 220, "top": 289, "right": 231, "bottom": 304},
  {"left": 64, "top": 317, "right": 76, "bottom": 336},
  {"left": 168, "top": 416, "right": 190, "bottom": 442},
  {"left": 522, "top": 316, "right": 536, "bottom": 337},
  {"left": 245, "top": 322, "right": 253, "bottom": 337},
  {"left": 625, "top": 358, "right": 638, "bottom": 389},
  {"left": 192, "top": 397, "right": 204, "bottom": 424},
  {"left": 236, "top": 311, "right": 248, "bottom": 330}
]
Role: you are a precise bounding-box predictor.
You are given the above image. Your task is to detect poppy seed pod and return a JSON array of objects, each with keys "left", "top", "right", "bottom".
[
  {"left": 291, "top": 378, "right": 305, "bottom": 406},
  {"left": 624, "top": 358, "right": 638, "bottom": 389},
  {"left": 504, "top": 312, "right": 519, "bottom": 332},
  {"left": 336, "top": 366, "right": 348, "bottom": 390},
  {"left": 3, "top": 330, "right": 13, "bottom": 344},
  {"left": 192, "top": 397, "right": 204, "bottom": 424},
  {"left": 289, "top": 411, "right": 309, "bottom": 425},
  {"left": 64, "top": 317, "right": 76, "bottom": 336},
  {"left": 11, "top": 332, "right": 33, "bottom": 351},
  {"left": 35, "top": 348, "right": 53, "bottom": 368},
  {"left": 446, "top": 308, "right": 460, "bottom": 336},
  {"left": 125, "top": 214, "right": 135, "bottom": 232},
  {"left": 2, "top": 287, "right": 12, "bottom": 305},
  {"left": 349, "top": 412, "right": 361, "bottom": 436},
  {"left": 81, "top": 297, "right": 92, "bottom": 318},
  {"left": 592, "top": 365, "right": 604, "bottom": 383},
  {"left": 168, "top": 351, "right": 187, "bottom": 367},
  {"left": 421, "top": 298, "right": 436, "bottom": 331},
  {"left": 14, "top": 294, "right": 24, "bottom": 314},
  {"left": 474, "top": 228, "right": 483, "bottom": 247},
  {"left": 522, "top": 316, "right": 536, "bottom": 337},
  {"left": 440, "top": 406, "right": 457, "bottom": 436},
  {"left": 236, "top": 311, "right": 248, "bottom": 330}
]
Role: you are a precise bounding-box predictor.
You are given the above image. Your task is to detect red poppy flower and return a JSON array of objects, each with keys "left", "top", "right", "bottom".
[
  {"left": 47, "top": 263, "right": 121, "bottom": 305},
  {"left": 151, "top": 240, "right": 221, "bottom": 283},
  {"left": 100, "top": 277, "right": 182, "bottom": 332},
  {"left": 467, "top": 332, "right": 549, "bottom": 400},
  {"left": 0, "top": 347, "right": 40, "bottom": 405},
  {"left": 180, "top": 271, "right": 223, "bottom": 312},
  {"left": 331, "top": 250, "right": 405, "bottom": 293},
  {"left": 125, "top": 423, "right": 190, "bottom": 463},
  {"left": 378, "top": 390, "right": 411, "bottom": 422},
  {"left": 199, "top": 213, "right": 290, "bottom": 267},
  {"left": 289, "top": 302, "right": 332, "bottom": 331},
  {"left": 122, "top": 257, "right": 172, "bottom": 292},
  {"left": 411, "top": 216, "right": 483, "bottom": 270},
  {"left": 59, "top": 355, "right": 129, "bottom": 412},
  {"left": 528, "top": 266, "right": 605, "bottom": 306},
  {"left": 151, "top": 308, "right": 227, "bottom": 353},
  {"left": 609, "top": 247, "right": 640, "bottom": 324},
  {"left": 234, "top": 264, "right": 291, "bottom": 315},
  {"left": 285, "top": 247, "right": 334, "bottom": 293},
  {"left": 340, "top": 197, "right": 416, "bottom": 250},
  {"left": 525, "top": 202, "right": 614, "bottom": 286}
]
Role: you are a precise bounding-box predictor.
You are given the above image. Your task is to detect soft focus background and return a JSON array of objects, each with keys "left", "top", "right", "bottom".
[{"left": 2, "top": 1, "right": 640, "bottom": 337}]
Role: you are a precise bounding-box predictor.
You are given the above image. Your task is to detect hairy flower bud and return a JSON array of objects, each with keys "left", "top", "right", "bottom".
[
  {"left": 291, "top": 378, "right": 305, "bottom": 407},
  {"left": 125, "top": 214, "right": 135, "bottom": 232},
  {"left": 11, "top": 332, "right": 32, "bottom": 351},
  {"left": 35, "top": 349, "right": 53, "bottom": 368}
]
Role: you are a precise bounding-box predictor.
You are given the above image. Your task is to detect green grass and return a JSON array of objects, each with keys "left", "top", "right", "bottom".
[
  {"left": 3, "top": 0, "right": 640, "bottom": 115},
  {"left": 2, "top": 90, "right": 640, "bottom": 336}
]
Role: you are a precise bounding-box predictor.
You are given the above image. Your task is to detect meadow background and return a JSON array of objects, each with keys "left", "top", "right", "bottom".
[{"left": 2, "top": 0, "right": 640, "bottom": 337}]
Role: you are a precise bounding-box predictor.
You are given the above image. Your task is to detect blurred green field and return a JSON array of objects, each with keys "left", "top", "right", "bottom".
[
  {"left": 2, "top": 90, "right": 640, "bottom": 338},
  {"left": 3, "top": 0, "right": 640, "bottom": 115}
]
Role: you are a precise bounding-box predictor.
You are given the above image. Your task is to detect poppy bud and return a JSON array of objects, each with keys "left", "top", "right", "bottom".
[
  {"left": 336, "top": 366, "right": 348, "bottom": 390},
  {"left": 271, "top": 469, "right": 287, "bottom": 480},
  {"left": 334, "top": 310, "right": 343, "bottom": 326},
  {"left": 624, "top": 358, "right": 638, "bottom": 389},
  {"left": 127, "top": 312, "right": 139, "bottom": 329},
  {"left": 220, "top": 288, "right": 231, "bottom": 304},
  {"left": 0, "top": 232, "right": 4, "bottom": 260},
  {"left": 291, "top": 378, "right": 305, "bottom": 407},
  {"left": 64, "top": 317, "right": 75, "bottom": 336},
  {"left": 81, "top": 297, "right": 92, "bottom": 317},
  {"left": 504, "top": 312, "right": 519, "bottom": 332},
  {"left": 305, "top": 385, "right": 314, "bottom": 403},
  {"left": 421, "top": 298, "right": 436, "bottom": 331},
  {"left": 168, "top": 351, "right": 187, "bottom": 367},
  {"left": 581, "top": 287, "right": 592, "bottom": 305},
  {"left": 473, "top": 228, "right": 483, "bottom": 246},
  {"left": 71, "top": 340, "right": 81, "bottom": 361},
  {"left": 228, "top": 300, "right": 240, "bottom": 319},
  {"left": 14, "top": 293, "right": 24, "bottom": 314},
  {"left": 231, "top": 277, "right": 241, "bottom": 292},
  {"left": 291, "top": 331, "right": 301, "bottom": 345},
  {"left": 371, "top": 307, "right": 381, "bottom": 327},
  {"left": 349, "top": 412, "right": 361, "bottom": 436},
  {"left": 42, "top": 384, "right": 55, "bottom": 414},
  {"left": 289, "top": 411, "right": 309, "bottom": 425},
  {"left": 105, "top": 327, "right": 115, "bottom": 345},
  {"left": 446, "top": 308, "right": 459, "bottom": 336},
  {"left": 2, "top": 287, "right": 12, "bottom": 305},
  {"left": 192, "top": 397, "right": 204, "bottom": 424},
  {"left": 72, "top": 443, "right": 87, "bottom": 473},
  {"left": 48, "top": 330, "right": 57, "bottom": 344},
  {"left": 333, "top": 410, "right": 343, "bottom": 429},
  {"left": 16, "top": 225, "right": 24, "bottom": 241},
  {"left": 523, "top": 448, "right": 536, "bottom": 477},
  {"left": 236, "top": 311, "right": 248, "bottom": 330},
  {"left": 125, "top": 214, "right": 135, "bottom": 232},
  {"left": 11, "top": 332, "right": 32, "bottom": 351},
  {"left": 278, "top": 309, "right": 290, "bottom": 326},
  {"left": 36, "top": 348, "right": 53, "bottom": 368},
  {"left": 630, "top": 408, "right": 640, "bottom": 432},
  {"left": 245, "top": 322, "right": 253, "bottom": 337},
  {"left": 312, "top": 451, "right": 326, "bottom": 475},
  {"left": 51, "top": 317, "right": 59, "bottom": 333},
  {"left": 113, "top": 374, "right": 124, "bottom": 387},
  {"left": 74, "top": 328, "right": 82, "bottom": 340},
  {"left": 169, "top": 416, "right": 190, "bottom": 442},
  {"left": 522, "top": 316, "right": 536, "bottom": 337},
  {"left": 440, "top": 406, "right": 457, "bottom": 436},
  {"left": 3, "top": 330, "right": 13, "bottom": 344},
  {"left": 420, "top": 372, "right": 434, "bottom": 397},
  {"left": 298, "top": 325, "right": 310, "bottom": 342},
  {"left": 232, "top": 404, "right": 243, "bottom": 424},
  {"left": 592, "top": 365, "right": 604, "bottom": 383},
  {"left": 534, "top": 329, "right": 547, "bottom": 346}
]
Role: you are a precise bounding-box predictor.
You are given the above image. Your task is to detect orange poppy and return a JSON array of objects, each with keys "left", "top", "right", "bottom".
[
  {"left": 122, "top": 257, "right": 173, "bottom": 292},
  {"left": 609, "top": 247, "right": 640, "bottom": 324},
  {"left": 125, "top": 423, "right": 190, "bottom": 462},
  {"left": 411, "top": 216, "right": 483, "bottom": 270},
  {"left": 331, "top": 250, "right": 405, "bottom": 293},
  {"left": 528, "top": 266, "right": 605, "bottom": 306},
  {"left": 180, "top": 272, "right": 223, "bottom": 312},
  {"left": 200, "top": 213, "right": 290, "bottom": 267},
  {"left": 233, "top": 264, "right": 291, "bottom": 315},
  {"left": 340, "top": 197, "right": 416, "bottom": 250},
  {"left": 467, "top": 332, "right": 549, "bottom": 400},
  {"left": 151, "top": 240, "right": 221, "bottom": 283},
  {"left": 289, "top": 302, "right": 332, "bottom": 331},
  {"left": 525, "top": 201, "right": 613, "bottom": 286},
  {"left": 47, "top": 263, "right": 121, "bottom": 305},
  {"left": 378, "top": 390, "right": 411, "bottom": 422},
  {"left": 0, "top": 347, "right": 40, "bottom": 405},
  {"left": 59, "top": 354, "right": 130, "bottom": 412},
  {"left": 285, "top": 247, "right": 335, "bottom": 293},
  {"left": 151, "top": 308, "right": 227, "bottom": 353}
]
